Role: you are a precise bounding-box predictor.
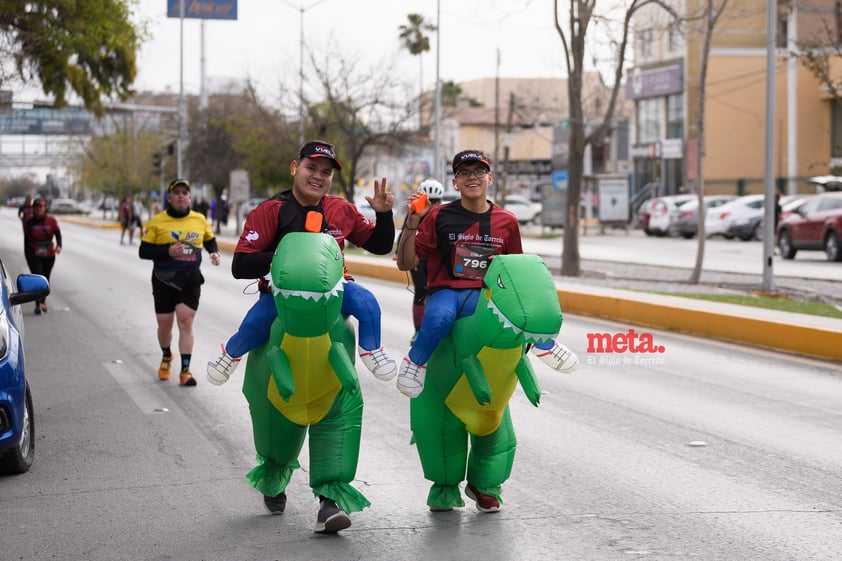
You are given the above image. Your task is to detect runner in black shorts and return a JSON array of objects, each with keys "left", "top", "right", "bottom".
[{"left": 139, "top": 179, "right": 221, "bottom": 386}]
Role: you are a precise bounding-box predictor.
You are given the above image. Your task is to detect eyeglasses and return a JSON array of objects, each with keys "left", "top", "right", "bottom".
[{"left": 454, "top": 169, "right": 489, "bottom": 180}]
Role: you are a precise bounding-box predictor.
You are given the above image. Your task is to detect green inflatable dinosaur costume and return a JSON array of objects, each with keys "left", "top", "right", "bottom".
[
  {"left": 241, "top": 232, "right": 370, "bottom": 517},
  {"left": 410, "top": 253, "right": 565, "bottom": 511}
]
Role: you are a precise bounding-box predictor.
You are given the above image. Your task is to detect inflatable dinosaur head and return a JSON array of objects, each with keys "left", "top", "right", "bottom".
[
  {"left": 270, "top": 232, "right": 345, "bottom": 337},
  {"left": 473, "top": 254, "right": 562, "bottom": 348}
]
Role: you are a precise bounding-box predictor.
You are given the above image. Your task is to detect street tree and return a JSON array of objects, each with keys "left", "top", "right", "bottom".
[
  {"left": 187, "top": 83, "right": 298, "bottom": 202},
  {"left": 687, "top": 0, "right": 729, "bottom": 284},
  {"left": 305, "top": 53, "right": 416, "bottom": 203},
  {"left": 0, "top": 0, "right": 143, "bottom": 116},
  {"left": 399, "top": 13, "right": 436, "bottom": 126},
  {"left": 553, "top": 0, "right": 672, "bottom": 276},
  {"left": 75, "top": 117, "right": 162, "bottom": 203},
  {"left": 225, "top": 84, "right": 298, "bottom": 198}
]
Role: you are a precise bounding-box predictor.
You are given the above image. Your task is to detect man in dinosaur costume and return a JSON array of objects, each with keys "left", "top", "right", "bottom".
[
  {"left": 241, "top": 232, "right": 369, "bottom": 533},
  {"left": 410, "top": 253, "right": 572, "bottom": 512}
]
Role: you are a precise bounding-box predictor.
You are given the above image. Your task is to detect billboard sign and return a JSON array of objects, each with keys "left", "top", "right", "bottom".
[{"left": 167, "top": 0, "right": 237, "bottom": 20}]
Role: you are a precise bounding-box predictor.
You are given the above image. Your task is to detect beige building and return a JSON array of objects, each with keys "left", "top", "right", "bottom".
[
  {"left": 629, "top": 0, "right": 842, "bottom": 198},
  {"left": 418, "top": 75, "right": 625, "bottom": 200}
]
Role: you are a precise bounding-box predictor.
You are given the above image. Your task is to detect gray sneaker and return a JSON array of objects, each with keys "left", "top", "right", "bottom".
[
  {"left": 263, "top": 491, "right": 287, "bottom": 514},
  {"left": 314, "top": 497, "right": 351, "bottom": 533}
]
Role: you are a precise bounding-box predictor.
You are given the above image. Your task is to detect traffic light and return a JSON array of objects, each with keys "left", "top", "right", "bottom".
[{"left": 152, "top": 152, "right": 162, "bottom": 175}]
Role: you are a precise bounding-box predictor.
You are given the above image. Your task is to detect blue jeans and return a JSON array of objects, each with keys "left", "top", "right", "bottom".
[
  {"left": 225, "top": 281, "right": 381, "bottom": 358},
  {"left": 407, "top": 288, "right": 479, "bottom": 365}
]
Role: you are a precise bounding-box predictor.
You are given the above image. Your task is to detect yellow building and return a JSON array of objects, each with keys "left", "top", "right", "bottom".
[{"left": 630, "top": 0, "right": 841, "bottom": 197}]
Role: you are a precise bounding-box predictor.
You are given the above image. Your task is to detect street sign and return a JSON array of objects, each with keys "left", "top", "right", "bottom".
[
  {"left": 167, "top": 0, "right": 237, "bottom": 20},
  {"left": 229, "top": 169, "right": 250, "bottom": 203},
  {"left": 551, "top": 169, "right": 568, "bottom": 191}
]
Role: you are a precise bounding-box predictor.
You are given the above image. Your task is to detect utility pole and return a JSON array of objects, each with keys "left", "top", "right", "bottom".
[
  {"left": 500, "top": 92, "right": 515, "bottom": 203},
  {"left": 494, "top": 49, "right": 500, "bottom": 192},
  {"left": 433, "top": 0, "right": 442, "bottom": 182}
]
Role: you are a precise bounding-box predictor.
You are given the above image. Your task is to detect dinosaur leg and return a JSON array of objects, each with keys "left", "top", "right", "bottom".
[
  {"left": 308, "top": 388, "right": 371, "bottom": 514},
  {"left": 242, "top": 338, "right": 305, "bottom": 498},
  {"left": 245, "top": 401, "right": 306, "bottom": 498},
  {"left": 410, "top": 391, "right": 468, "bottom": 510},
  {"left": 465, "top": 405, "right": 516, "bottom": 504}
]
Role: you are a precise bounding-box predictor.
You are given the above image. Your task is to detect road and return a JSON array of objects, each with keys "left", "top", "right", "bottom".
[{"left": 1, "top": 213, "right": 841, "bottom": 561}]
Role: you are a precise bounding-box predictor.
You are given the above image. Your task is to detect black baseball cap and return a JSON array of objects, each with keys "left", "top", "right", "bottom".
[
  {"left": 168, "top": 178, "right": 191, "bottom": 192},
  {"left": 298, "top": 141, "right": 342, "bottom": 170},
  {"left": 452, "top": 150, "right": 491, "bottom": 173}
]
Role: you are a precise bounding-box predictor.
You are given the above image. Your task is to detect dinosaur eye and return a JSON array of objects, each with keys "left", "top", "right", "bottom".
[{"left": 496, "top": 274, "right": 506, "bottom": 289}]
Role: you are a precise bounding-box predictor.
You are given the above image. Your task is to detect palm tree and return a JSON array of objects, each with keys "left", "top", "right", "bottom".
[{"left": 399, "top": 13, "right": 436, "bottom": 129}]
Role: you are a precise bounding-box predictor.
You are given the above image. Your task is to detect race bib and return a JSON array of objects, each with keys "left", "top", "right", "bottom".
[
  {"left": 452, "top": 242, "right": 496, "bottom": 279},
  {"left": 34, "top": 241, "right": 53, "bottom": 257}
]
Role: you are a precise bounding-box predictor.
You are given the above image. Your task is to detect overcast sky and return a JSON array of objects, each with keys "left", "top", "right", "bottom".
[{"left": 133, "top": 0, "right": 573, "bottom": 99}]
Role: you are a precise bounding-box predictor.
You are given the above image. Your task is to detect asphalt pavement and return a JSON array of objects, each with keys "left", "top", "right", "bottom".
[{"left": 64, "top": 214, "right": 842, "bottom": 363}]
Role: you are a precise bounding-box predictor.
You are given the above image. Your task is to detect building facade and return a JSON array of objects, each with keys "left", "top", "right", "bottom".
[{"left": 629, "top": 0, "right": 842, "bottom": 199}]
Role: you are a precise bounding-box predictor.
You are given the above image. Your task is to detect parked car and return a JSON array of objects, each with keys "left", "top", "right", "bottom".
[
  {"left": 636, "top": 195, "right": 693, "bottom": 236},
  {"left": 645, "top": 194, "right": 697, "bottom": 237},
  {"left": 635, "top": 198, "right": 658, "bottom": 234},
  {"left": 355, "top": 199, "right": 377, "bottom": 223},
  {"left": 0, "top": 256, "right": 51, "bottom": 474},
  {"left": 728, "top": 194, "right": 804, "bottom": 241},
  {"left": 704, "top": 194, "right": 765, "bottom": 238},
  {"left": 47, "top": 198, "right": 88, "bottom": 215},
  {"left": 502, "top": 195, "right": 542, "bottom": 224},
  {"left": 237, "top": 197, "right": 267, "bottom": 223},
  {"left": 675, "top": 195, "right": 737, "bottom": 239},
  {"left": 777, "top": 192, "right": 842, "bottom": 261}
]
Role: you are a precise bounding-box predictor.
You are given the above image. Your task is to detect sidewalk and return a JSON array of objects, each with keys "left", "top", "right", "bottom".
[{"left": 65, "top": 215, "right": 842, "bottom": 363}]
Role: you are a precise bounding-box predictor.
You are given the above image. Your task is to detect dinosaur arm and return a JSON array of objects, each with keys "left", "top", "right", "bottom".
[
  {"left": 328, "top": 341, "right": 359, "bottom": 394},
  {"left": 267, "top": 346, "right": 294, "bottom": 402},
  {"left": 515, "top": 356, "right": 542, "bottom": 407},
  {"left": 460, "top": 355, "right": 492, "bottom": 406}
]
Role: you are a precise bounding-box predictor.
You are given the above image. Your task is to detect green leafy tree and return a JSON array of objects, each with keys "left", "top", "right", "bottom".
[
  {"left": 75, "top": 121, "right": 163, "bottom": 204},
  {"left": 0, "top": 0, "right": 142, "bottom": 116}
]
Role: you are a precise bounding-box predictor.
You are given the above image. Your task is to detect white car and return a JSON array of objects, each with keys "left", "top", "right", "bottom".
[
  {"left": 502, "top": 195, "right": 542, "bottom": 224},
  {"left": 704, "top": 194, "right": 765, "bottom": 238},
  {"left": 645, "top": 194, "right": 695, "bottom": 236},
  {"left": 355, "top": 199, "right": 377, "bottom": 222},
  {"left": 48, "top": 198, "right": 88, "bottom": 214}
]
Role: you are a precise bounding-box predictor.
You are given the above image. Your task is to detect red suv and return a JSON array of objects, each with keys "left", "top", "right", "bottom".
[{"left": 776, "top": 192, "right": 842, "bottom": 261}]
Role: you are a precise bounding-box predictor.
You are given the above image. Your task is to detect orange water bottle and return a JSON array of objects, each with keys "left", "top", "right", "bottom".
[{"left": 411, "top": 193, "right": 428, "bottom": 214}]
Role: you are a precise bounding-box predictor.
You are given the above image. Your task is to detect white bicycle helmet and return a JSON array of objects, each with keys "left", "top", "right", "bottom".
[{"left": 417, "top": 179, "right": 444, "bottom": 200}]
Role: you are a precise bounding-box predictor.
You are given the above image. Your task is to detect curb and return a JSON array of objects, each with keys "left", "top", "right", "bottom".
[
  {"left": 341, "top": 255, "right": 842, "bottom": 364},
  {"left": 73, "top": 220, "right": 842, "bottom": 364}
]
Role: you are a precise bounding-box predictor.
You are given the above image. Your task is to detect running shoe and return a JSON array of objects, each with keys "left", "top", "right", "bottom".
[
  {"left": 179, "top": 371, "right": 197, "bottom": 386},
  {"left": 314, "top": 497, "right": 351, "bottom": 533},
  {"left": 158, "top": 356, "right": 173, "bottom": 381},
  {"left": 465, "top": 483, "right": 501, "bottom": 513},
  {"left": 263, "top": 492, "right": 287, "bottom": 514}
]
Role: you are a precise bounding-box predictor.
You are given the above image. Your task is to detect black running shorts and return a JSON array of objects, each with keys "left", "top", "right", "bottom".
[{"left": 151, "top": 270, "right": 203, "bottom": 313}]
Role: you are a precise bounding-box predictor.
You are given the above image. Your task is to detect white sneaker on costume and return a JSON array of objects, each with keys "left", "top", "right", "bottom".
[
  {"left": 531, "top": 341, "right": 579, "bottom": 373},
  {"left": 397, "top": 357, "right": 426, "bottom": 398}
]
